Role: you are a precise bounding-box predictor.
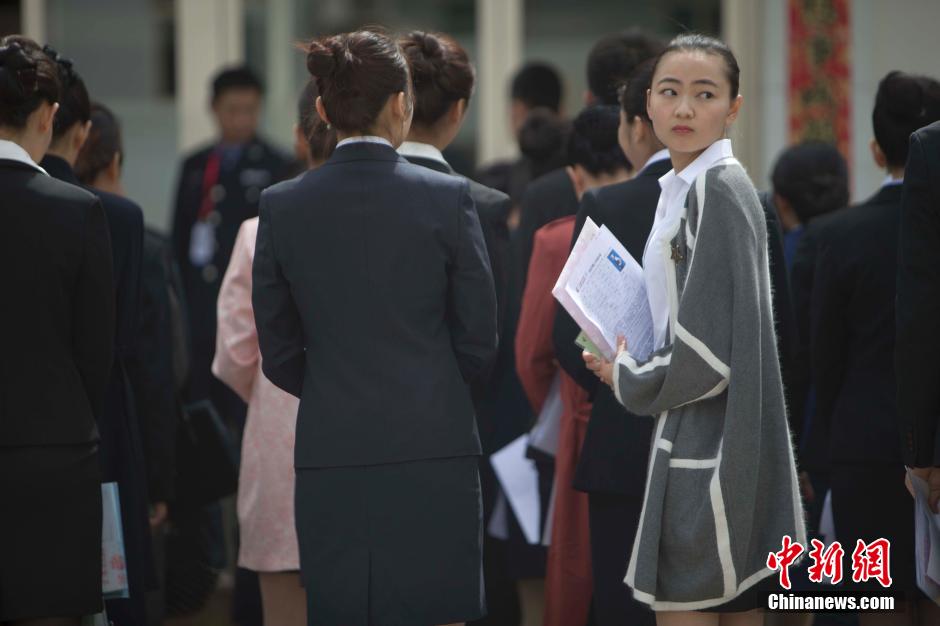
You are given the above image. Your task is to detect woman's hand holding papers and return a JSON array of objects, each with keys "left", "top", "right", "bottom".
[{"left": 583, "top": 335, "right": 627, "bottom": 389}]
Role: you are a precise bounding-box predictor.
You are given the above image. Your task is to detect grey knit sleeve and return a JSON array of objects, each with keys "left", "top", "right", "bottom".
[{"left": 613, "top": 169, "right": 759, "bottom": 416}]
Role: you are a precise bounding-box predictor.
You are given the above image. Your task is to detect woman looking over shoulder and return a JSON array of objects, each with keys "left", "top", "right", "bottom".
[
  {"left": 0, "top": 35, "right": 114, "bottom": 626},
  {"left": 585, "top": 34, "right": 804, "bottom": 626},
  {"left": 252, "top": 29, "right": 497, "bottom": 626}
]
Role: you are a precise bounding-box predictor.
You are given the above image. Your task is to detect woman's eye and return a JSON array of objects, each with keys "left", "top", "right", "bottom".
[
  {"left": 698, "top": 91, "right": 715, "bottom": 100},
  {"left": 660, "top": 88, "right": 677, "bottom": 96}
]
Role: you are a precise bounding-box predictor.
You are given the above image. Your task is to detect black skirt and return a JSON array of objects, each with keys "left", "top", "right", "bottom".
[
  {"left": 296, "top": 456, "right": 485, "bottom": 626},
  {"left": 0, "top": 443, "right": 102, "bottom": 622}
]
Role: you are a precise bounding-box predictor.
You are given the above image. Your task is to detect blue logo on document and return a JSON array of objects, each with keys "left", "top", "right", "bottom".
[{"left": 607, "top": 250, "right": 625, "bottom": 272}]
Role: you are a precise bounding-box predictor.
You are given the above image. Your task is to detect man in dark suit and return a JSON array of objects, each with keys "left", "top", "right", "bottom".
[
  {"left": 170, "top": 66, "right": 289, "bottom": 434},
  {"left": 898, "top": 120, "right": 940, "bottom": 505}
]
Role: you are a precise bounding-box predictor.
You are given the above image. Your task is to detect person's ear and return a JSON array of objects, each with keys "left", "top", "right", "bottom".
[
  {"left": 107, "top": 151, "right": 122, "bottom": 182},
  {"left": 870, "top": 138, "right": 888, "bottom": 169},
  {"left": 646, "top": 88, "right": 653, "bottom": 120},
  {"left": 566, "top": 165, "right": 587, "bottom": 200},
  {"left": 315, "top": 96, "right": 332, "bottom": 128},
  {"left": 450, "top": 98, "right": 466, "bottom": 125},
  {"left": 39, "top": 101, "right": 59, "bottom": 134},
  {"left": 583, "top": 89, "right": 595, "bottom": 107},
  {"left": 725, "top": 94, "right": 743, "bottom": 128},
  {"left": 74, "top": 119, "right": 92, "bottom": 152}
]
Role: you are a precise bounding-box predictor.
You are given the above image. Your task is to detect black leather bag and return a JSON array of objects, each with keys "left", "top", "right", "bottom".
[{"left": 173, "top": 400, "right": 238, "bottom": 508}]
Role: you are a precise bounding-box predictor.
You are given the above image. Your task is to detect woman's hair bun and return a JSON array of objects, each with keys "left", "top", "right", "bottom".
[
  {"left": 415, "top": 31, "right": 443, "bottom": 61},
  {"left": 0, "top": 41, "right": 38, "bottom": 99},
  {"left": 306, "top": 39, "right": 337, "bottom": 78}
]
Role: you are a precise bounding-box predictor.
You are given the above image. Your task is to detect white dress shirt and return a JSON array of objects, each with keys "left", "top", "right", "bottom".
[
  {"left": 397, "top": 141, "right": 449, "bottom": 167},
  {"left": 335, "top": 135, "right": 393, "bottom": 149},
  {"left": 0, "top": 139, "right": 48, "bottom": 175},
  {"left": 643, "top": 139, "right": 735, "bottom": 351}
]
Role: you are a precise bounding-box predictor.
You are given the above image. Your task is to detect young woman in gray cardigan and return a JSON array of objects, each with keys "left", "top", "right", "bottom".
[{"left": 586, "top": 35, "right": 805, "bottom": 623}]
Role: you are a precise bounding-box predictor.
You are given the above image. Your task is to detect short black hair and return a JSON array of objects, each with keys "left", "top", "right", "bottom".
[
  {"left": 211, "top": 65, "right": 264, "bottom": 102},
  {"left": 771, "top": 141, "right": 848, "bottom": 224},
  {"left": 511, "top": 62, "right": 562, "bottom": 112},
  {"left": 872, "top": 70, "right": 940, "bottom": 168},
  {"left": 587, "top": 31, "right": 664, "bottom": 106},
  {"left": 567, "top": 104, "right": 630, "bottom": 174}
]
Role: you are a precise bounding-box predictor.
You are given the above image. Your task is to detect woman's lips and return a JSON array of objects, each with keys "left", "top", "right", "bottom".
[{"left": 672, "top": 125, "right": 694, "bottom": 134}]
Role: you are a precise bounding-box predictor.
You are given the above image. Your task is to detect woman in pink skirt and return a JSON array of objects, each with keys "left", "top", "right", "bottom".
[{"left": 213, "top": 83, "right": 336, "bottom": 626}]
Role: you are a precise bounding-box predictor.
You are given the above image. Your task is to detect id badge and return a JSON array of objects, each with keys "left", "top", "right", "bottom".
[{"left": 189, "top": 221, "right": 216, "bottom": 267}]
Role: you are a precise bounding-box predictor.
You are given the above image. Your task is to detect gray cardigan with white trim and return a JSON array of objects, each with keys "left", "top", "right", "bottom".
[{"left": 612, "top": 159, "right": 805, "bottom": 610}]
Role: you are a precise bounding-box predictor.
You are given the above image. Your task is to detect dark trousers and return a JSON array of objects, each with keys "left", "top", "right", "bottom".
[{"left": 587, "top": 492, "right": 654, "bottom": 626}]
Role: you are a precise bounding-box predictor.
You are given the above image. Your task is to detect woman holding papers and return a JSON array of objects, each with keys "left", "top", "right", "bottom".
[
  {"left": 213, "top": 84, "right": 336, "bottom": 626},
  {"left": 252, "top": 30, "right": 497, "bottom": 626},
  {"left": 0, "top": 36, "right": 114, "bottom": 624},
  {"left": 584, "top": 34, "right": 804, "bottom": 624}
]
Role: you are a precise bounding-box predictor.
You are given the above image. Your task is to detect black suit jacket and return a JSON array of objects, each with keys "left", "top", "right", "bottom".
[
  {"left": 0, "top": 158, "right": 114, "bottom": 447},
  {"left": 516, "top": 168, "right": 579, "bottom": 294},
  {"left": 126, "top": 230, "right": 179, "bottom": 502},
  {"left": 554, "top": 158, "right": 669, "bottom": 494},
  {"left": 758, "top": 191, "right": 799, "bottom": 437},
  {"left": 811, "top": 184, "right": 905, "bottom": 467},
  {"left": 253, "top": 142, "right": 498, "bottom": 468},
  {"left": 403, "top": 155, "right": 511, "bottom": 344},
  {"left": 897, "top": 121, "right": 940, "bottom": 467}
]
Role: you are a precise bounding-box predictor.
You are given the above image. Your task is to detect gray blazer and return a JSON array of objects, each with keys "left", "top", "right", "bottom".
[{"left": 612, "top": 160, "right": 805, "bottom": 609}]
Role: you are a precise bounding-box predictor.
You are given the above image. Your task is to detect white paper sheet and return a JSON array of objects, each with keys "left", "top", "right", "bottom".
[
  {"left": 910, "top": 472, "right": 940, "bottom": 604},
  {"left": 528, "top": 373, "right": 563, "bottom": 457},
  {"left": 490, "top": 435, "right": 541, "bottom": 544},
  {"left": 554, "top": 223, "right": 653, "bottom": 361}
]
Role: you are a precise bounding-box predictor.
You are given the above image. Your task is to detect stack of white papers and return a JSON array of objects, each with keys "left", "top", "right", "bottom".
[
  {"left": 552, "top": 217, "right": 654, "bottom": 362},
  {"left": 910, "top": 472, "right": 940, "bottom": 604}
]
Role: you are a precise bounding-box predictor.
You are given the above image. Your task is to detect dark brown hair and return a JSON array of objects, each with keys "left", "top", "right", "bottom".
[
  {"left": 399, "top": 31, "right": 474, "bottom": 127},
  {"left": 304, "top": 30, "right": 411, "bottom": 134},
  {"left": 297, "top": 79, "right": 337, "bottom": 163},
  {"left": 75, "top": 102, "right": 122, "bottom": 184},
  {"left": 42, "top": 44, "right": 90, "bottom": 139},
  {"left": 0, "top": 35, "right": 59, "bottom": 129},
  {"left": 618, "top": 58, "right": 657, "bottom": 123}
]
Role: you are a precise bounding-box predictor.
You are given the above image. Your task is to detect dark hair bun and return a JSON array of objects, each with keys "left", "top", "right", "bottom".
[
  {"left": 303, "top": 30, "right": 411, "bottom": 133},
  {"left": 306, "top": 39, "right": 337, "bottom": 78},
  {"left": 0, "top": 42, "right": 38, "bottom": 101}
]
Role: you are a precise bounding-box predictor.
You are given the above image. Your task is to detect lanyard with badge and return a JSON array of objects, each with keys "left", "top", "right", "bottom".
[{"left": 189, "top": 149, "right": 223, "bottom": 269}]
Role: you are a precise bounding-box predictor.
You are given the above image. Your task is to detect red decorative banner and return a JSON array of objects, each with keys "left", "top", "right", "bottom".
[{"left": 788, "top": 0, "right": 852, "bottom": 160}]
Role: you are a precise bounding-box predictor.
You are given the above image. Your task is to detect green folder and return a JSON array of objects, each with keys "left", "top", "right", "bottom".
[{"left": 575, "top": 331, "right": 603, "bottom": 359}]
